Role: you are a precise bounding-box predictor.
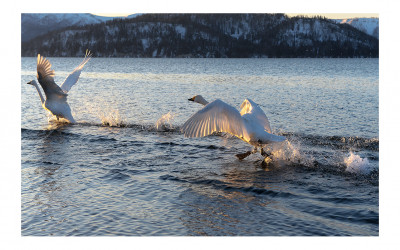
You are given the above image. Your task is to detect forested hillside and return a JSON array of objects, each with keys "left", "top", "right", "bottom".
[{"left": 21, "top": 14, "right": 379, "bottom": 58}]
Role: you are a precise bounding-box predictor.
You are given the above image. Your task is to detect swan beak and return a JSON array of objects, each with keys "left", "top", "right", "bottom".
[
  {"left": 188, "top": 97, "right": 195, "bottom": 102},
  {"left": 27, "top": 80, "right": 32, "bottom": 85}
]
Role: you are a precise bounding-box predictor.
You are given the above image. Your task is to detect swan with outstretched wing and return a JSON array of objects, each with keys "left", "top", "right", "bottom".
[
  {"left": 27, "top": 50, "right": 92, "bottom": 123},
  {"left": 181, "top": 95, "right": 286, "bottom": 160}
]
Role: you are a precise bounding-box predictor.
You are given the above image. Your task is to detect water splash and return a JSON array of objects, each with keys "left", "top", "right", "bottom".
[
  {"left": 46, "top": 112, "right": 71, "bottom": 125},
  {"left": 155, "top": 112, "right": 177, "bottom": 131},
  {"left": 344, "top": 152, "right": 373, "bottom": 174},
  {"left": 99, "top": 109, "right": 126, "bottom": 127},
  {"left": 263, "top": 139, "right": 316, "bottom": 167},
  {"left": 73, "top": 97, "right": 127, "bottom": 127}
]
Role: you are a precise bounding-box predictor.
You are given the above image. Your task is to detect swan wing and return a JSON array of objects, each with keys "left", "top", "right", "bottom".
[
  {"left": 182, "top": 99, "right": 247, "bottom": 140},
  {"left": 60, "top": 50, "right": 92, "bottom": 93},
  {"left": 240, "top": 98, "right": 271, "bottom": 133},
  {"left": 36, "top": 54, "right": 67, "bottom": 98}
]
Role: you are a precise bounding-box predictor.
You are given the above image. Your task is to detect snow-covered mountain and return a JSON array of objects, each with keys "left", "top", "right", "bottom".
[
  {"left": 333, "top": 18, "right": 379, "bottom": 38},
  {"left": 22, "top": 14, "right": 378, "bottom": 58},
  {"left": 21, "top": 13, "right": 140, "bottom": 42}
]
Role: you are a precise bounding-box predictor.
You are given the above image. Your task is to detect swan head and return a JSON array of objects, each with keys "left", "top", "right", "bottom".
[
  {"left": 188, "top": 95, "right": 208, "bottom": 106},
  {"left": 27, "top": 80, "right": 37, "bottom": 85}
]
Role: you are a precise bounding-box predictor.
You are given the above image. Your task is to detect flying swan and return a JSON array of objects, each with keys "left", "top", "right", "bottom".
[
  {"left": 181, "top": 95, "right": 286, "bottom": 160},
  {"left": 27, "top": 50, "right": 92, "bottom": 123}
]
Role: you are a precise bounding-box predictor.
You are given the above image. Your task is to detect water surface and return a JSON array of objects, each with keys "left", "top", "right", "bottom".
[{"left": 21, "top": 58, "right": 378, "bottom": 236}]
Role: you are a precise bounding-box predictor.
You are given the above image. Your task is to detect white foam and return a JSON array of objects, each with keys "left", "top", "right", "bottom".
[{"left": 344, "top": 152, "right": 373, "bottom": 174}]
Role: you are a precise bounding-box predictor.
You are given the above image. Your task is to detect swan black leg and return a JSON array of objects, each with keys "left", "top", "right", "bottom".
[
  {"left": 261, "top": 148, "right": 273, "bottom": 167},
  {"left": 235, "top": 151, "right": 252, "bottom": 160},
  {"left": 260, "top": 148, "right": 270, "bottom": 157},
  {"left": 236, "top": 147, "right": 258, "bottom": 160}
]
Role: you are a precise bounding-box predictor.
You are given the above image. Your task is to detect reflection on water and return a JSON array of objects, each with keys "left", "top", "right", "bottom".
[
  {"left": 22, "top": 129, "right": 69, "bottom": 235},
  {"left": 174, "top": 161, "right": 292, "bottom": 235}
]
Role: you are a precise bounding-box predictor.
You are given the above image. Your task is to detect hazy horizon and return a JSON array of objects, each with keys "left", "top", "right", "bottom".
[{"left": 92, "top": 13, "right": 379, "bottom": 19}]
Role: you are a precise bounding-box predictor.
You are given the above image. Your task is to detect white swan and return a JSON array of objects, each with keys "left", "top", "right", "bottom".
[
  {"left": 27, "top": 50, "right": 92, "bottom": 123},
  {"left": 181, "top": 95, "right": 286, "bottom": 160}
]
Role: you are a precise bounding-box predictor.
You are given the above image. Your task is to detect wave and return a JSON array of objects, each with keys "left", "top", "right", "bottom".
[
  {"left": 282, "top": 132, "right": 378, "bottom": 152},
  {"left": 21, "top": 117, "right": 379, "bottom": 152},
  {"left": 21, "top": 127, "right": 79, "bottom": 138},
  {"left": 159, "top": 174, "right": 295, "bottom": 198},
  {"left": 22, "top": 124, "right": 378, "bottom": 150},
  {"left": 21, "top": 123, "right": 378, "bottom": 182},
  {"left": 21, "top": 127, "right": 118, "bottom": 143},
  {"left": 160, "top": 171, "right": 377, "bottom": 199},
  {"left": 21, "top": 124, "right": 379, "bottom": 159},
  {"left": 79, "top": 123, "right": 379, "bottom": 150},
  {"left": 21, "top": 124, "right": 379, "bottom": 156}
]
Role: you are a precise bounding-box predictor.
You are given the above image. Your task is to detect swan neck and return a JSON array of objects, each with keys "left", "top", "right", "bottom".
[
  {"left": 196, "top": 96, "right": 209, "bottom": 106},
  {"left": 32, "top": 81, "right": 45, "bottom": 104},
  {"left": 200, "top": 100, "right": 209, "bottom": 105}
]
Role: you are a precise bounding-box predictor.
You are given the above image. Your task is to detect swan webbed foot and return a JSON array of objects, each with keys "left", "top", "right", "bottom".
[{"left": 261, "top": 156, "right": 273, "bottom": 168}]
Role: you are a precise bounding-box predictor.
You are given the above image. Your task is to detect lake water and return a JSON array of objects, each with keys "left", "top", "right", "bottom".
[{"left": 21, "top": 58, "right": 378, "bottom": 236}]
